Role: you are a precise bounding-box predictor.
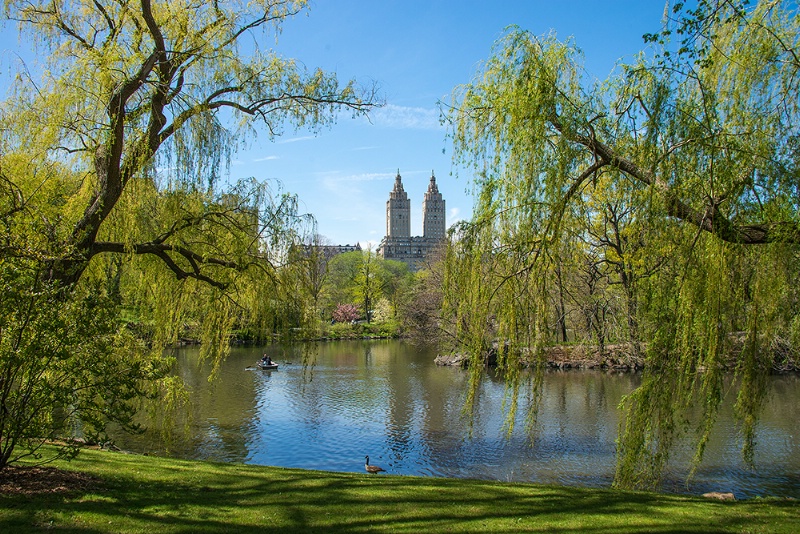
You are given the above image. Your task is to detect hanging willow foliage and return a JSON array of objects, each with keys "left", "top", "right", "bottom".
[
  {"left": 0, "top": 0, "right": 380, "bottom": 468},
  {"left": 441, "top": 0, "right": 800, "bottom": 489}
]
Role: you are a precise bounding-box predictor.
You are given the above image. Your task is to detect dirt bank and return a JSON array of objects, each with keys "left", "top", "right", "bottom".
[
  {"left": 435, "top": 336, "right": 799, "bottom": 373},
  {"left": 434, "top": 343, "right": 644, "bottom": 371}
]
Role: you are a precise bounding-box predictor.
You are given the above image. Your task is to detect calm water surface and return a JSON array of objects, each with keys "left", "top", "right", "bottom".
[{"left": 111, "top": 340, "right": 800, "bottom": 498}]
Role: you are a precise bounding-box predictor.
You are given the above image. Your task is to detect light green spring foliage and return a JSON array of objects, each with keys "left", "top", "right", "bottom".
[
  {"left": 442, "top": 1, "right": 800, "bottom": 489},
  {"left": 318, "top": 249, "right": 411, "bottom": 325},
  {"left": 0, "top": 263, "right": 170, "bottom": 467},
  {"left": 322, "top": 251, "right": 365, "bottom": 319},
  {"left": 1, "top": 0, "right": 374, "bottom": 340},
  {"left": 352, "top": 248, "right": 386, "bottom": 323},
  {"left": 0, "top": 0, "right": 378, "bottom": 466}
]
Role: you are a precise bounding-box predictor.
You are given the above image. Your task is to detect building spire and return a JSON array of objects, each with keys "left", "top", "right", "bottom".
[
  {"left": 427, "top": 170, "right": 439, "bottom": 193},
  {"left": 393, "top": 169, "right": 404, "bottom": 193}
]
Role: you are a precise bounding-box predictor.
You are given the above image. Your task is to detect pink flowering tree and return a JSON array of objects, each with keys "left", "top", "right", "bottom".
[{"left": 332, "top": 303, "right": 360, "bottom": 323}]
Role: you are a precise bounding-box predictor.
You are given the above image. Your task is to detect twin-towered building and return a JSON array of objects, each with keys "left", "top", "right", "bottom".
[{"left": 377, "top": 170, "right": 446, "bottom": 269}]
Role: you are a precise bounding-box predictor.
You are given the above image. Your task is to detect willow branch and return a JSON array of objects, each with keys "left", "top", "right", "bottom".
[
  {"left": 550, "top": 115, "right": 800, "bottom": 245},
  {"left": 91, "top": 241, "right": 241, "bottom": 290}
]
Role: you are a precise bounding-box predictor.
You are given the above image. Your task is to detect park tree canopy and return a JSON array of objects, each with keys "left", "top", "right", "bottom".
[
  {"left": 0, "top": 0, "right": 379, "bottom": 468},
  {"left": 442, "top": 0, "right": 799, "bottom": 489},
  {"left": 2, "top": 0, "right": 377, "bottom": 288}
]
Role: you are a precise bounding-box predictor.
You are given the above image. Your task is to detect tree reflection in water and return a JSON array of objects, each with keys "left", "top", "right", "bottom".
[{"left": 109, "top": 340, "right": 800, "bottom": 498}]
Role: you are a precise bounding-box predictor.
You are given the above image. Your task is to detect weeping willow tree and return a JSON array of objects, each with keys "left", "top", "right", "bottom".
[
  {"left": 442, "top": 0, "right": 800, "bottom": 489},
  {"left": 0, "top": 0, "right": 379, "bottom": 468}
]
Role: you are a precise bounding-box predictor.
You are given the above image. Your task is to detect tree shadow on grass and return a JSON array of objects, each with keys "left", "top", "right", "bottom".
[{"left": 1, "top": 452, "right": 797, "bottom": 533}]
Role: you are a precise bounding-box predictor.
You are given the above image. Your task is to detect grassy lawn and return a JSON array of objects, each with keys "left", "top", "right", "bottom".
[{"left": 1, "top": 448, "right": 797, "bottom": 533}]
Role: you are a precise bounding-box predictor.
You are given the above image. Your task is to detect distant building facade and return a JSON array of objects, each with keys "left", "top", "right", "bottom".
[
  {"left": 318, "top": 243, "right": 362, "bottom": 256},
  {"left": 377, "top": 171, "right": 446, "bottom": 269},
  {"left": 298, "top": 242, "right": 361, "bottom": 260}
]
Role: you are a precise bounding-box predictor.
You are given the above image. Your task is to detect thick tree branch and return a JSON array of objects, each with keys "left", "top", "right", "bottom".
[
  {"left": 550, "top": 116, "right": 800, "bottom": 245},
  {"left": 70, "top": 50, "right": 159, "bottom": 250},
  {"left": 29, "top": 1, "right": 378, "bottom": 289},
  {"left": 91, "top": 241, "right": 241, "bottom": 290}
]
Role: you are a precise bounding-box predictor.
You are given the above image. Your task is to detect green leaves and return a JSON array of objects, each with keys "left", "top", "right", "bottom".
[
  {"left": 442, "top": 1, "right": 800, "bottom": 490},
  {"left": 0, "top": 266, "right": 167, "bottom": 467},
  {"left": 0, "top": 0, "right": 380, "bottom": 467}
]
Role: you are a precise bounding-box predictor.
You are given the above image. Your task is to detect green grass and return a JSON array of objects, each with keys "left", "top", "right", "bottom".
[{"left": 1, "top": 448, "right": 798, "bottom": 533}]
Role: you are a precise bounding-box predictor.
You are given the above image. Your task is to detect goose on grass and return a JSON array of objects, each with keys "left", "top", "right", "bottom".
[{"left": 365, "top": 456, "right": 385, "bottom": 474}]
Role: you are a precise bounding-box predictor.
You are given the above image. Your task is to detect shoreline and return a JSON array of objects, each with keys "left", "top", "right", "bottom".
[
  {"left": 434, "top": 343, "right": 646, "bottom": 371},
  {"left": 174, "top": 333, "right": 800, "bottom": 373},
  {"left": 435, "top": 337, "right": 800, "bottom": 373}
]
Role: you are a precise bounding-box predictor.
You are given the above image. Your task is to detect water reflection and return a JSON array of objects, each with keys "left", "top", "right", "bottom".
[{"left": 109, "top": 340, "right": 800, "bottom": 498}]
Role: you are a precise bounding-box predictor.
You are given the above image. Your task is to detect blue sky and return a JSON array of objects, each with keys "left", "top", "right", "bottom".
[
  {"left": 244, "top": 0, "right": 667, "bottom": 247},
  {"left": 1, "top": 1, "right": 668, "bottom": 248}
]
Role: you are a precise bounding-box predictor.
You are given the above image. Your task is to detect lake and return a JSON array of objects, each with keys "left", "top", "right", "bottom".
[{"left": 110, "top": 339, "right": 800, "bottom": 498}]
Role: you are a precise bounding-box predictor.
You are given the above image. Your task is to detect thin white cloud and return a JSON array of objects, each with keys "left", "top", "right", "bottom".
[
  {"left": 253, "top": 155, "right": 279, "bottom": 162},
  {"left": 448, "top": 206, "right": 464, "bottom": 225},
  {"left": 369, "top": 104, "right": 443, "bottom": 130},
  {"left": 278, "top": 135, "right": 316, "bottom": 144},
  {"left": 346, "top": 172, "right": 394, "bottom": 182}
]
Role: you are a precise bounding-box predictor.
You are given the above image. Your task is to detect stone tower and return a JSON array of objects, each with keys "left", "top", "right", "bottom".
[
  {"left": 378, "top": 168, "right": 447, "bottom": 270},
  {"left": 422, "top": 171, "right": 446, "bottom": 240},
  {"left": 386, "top": 170, "right": 410, "bottom": 238}
]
